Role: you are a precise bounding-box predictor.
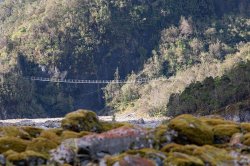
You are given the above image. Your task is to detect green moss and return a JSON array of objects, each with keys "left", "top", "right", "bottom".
[
  {"left": 100, "top": 121, "right": 132, "bottom": 132},
  {"left": 161, "top": 143, "right": 198, "bottom": 155},
  {"left": 105, "top": 154, "right": 156, "bottom": 166},
  {"left": 3, "top": 150, "right": 18, "bottom": 158},
  {"left": 161, "top": 143, "right": 182, "bottom": 153},
  {"left": 79, "top": 131, "right": 93, "bottom": 137},
  {"left": 240, "top": 123, "right": 250, "bottom": 133},
  {"left": 46, "top": 128, "right": 64, "bottom": 136},
  {"left": 61, "top": 131, "right": 80, "bottom": 140},
  {"left": 104, "top": 153, "right": 122, "bottom": 166},
  {"left": 242, "top": 133, "right": 250, "bottom": 146},
  {"left": 21, "top": 127, "right": 44, "bottom": 138},
  {"left": 0, "top": 126, "right": 31, "bottom": 140},
  {"left": 213, "top": 124, "right": 240, "bottom": 144},
  {"left": 193, "top": 145, "right": 233, "bottom": 165},
  {"left": 7, "top": 150, "right": 47, "bottom": 161},
  {"left": 154, "top": 124, "right": 169, "bottom": 147},
  {"left": 6, "top": 150, "right": 47, "bottom": 166},
  {"left": 201, "top": 117, "right": 236, "bottom": 126},
  {"left": 26, "top": 137, "right": 58, "bottom": 157},
  {"left": 0, "top": 137, "right": 28, "bottom": 153},
  {"left": 61, "top": 109, "right": 102, "bottom": 132},
  {"left": 126, "top": 148, "right": 166, "bottom": 160},
  {"left": 164, "top": 152, "right": 204, "bottom": 166},
  {"left": 39, "top": 130, "right": 61, "bottom": 145},
  {"left": 168, "top": 114, "right": 214, "bottom": 145}
]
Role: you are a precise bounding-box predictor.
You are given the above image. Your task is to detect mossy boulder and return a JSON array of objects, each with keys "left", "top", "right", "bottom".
[
  {"left": 6, "top": 150, "right": 47, "bottom": 166},
  {"left": 60, "top": 131, "right": 92, "bottom": 140},
  {"left": 61, "top": 131, "right": 80, "bottom": 140},
  {"left": 201, "top": 117, "right": 236, "bottom": 126},
  {"left": 126, "top": 148, "right": 166, "bottom": 165},
  {"left": 162, "top": 144, "right": 234, "bottom": 166},
  {"left": 164, "top": 152, "right": 204, "bottom": 166},
  {"left": 100, "top": 121, "right": 132, "bottom": 132},
  {"left": 242, "top": 133, "right": 250, "bottom": 146},
  {"left": 39, "top": 130, "right": 61, "bottom": 145},
  {"left": 161, "top": 143, "right": 198, "bottom": 155},
  {"left": 161, "top": 143, "right": 183, "bottom": 153},
  {"left": 21, "top": 127, "right": 44, "bottom": 138},
  {"left": 240, "top": 123, "right": 250, "bottom": 133},
  {"left": 26, "top": 137, "right": 58, "bottom": 157},
  {"left": 193, "top": 145, "right": 234, "bottom": 165},
  {"left": 0, "top": 137, "right": 28, "bottom": 153},
  {"left": 153, "top": 124, "right": 170, "bottom": 148},
  {"left": 46, "top": 128, "right": 64, "bottom": 136},
  {"left": 0, "top": 126, "right": 31, "bottom": 140},
  {"left": 106, "top": 154, "right": 156, "bottom": 166},
  {"left": 61, "top": 109, "right": 102, "bottom": 132},
  {"left": 213, "top": 124, "right": 241, "bottom": 144},
  {"left": 168, "top": 114, "right": 214, "bottom": 145}
]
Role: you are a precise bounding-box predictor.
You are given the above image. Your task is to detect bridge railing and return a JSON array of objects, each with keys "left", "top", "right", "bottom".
[{"left": 28, "top": 76, "right": 168, "bottom": 84}]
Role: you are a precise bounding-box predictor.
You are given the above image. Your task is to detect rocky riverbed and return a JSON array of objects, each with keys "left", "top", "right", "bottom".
[
  {"left": 0, "top": 109, "right": 249, "bottom": 166},
  {"left": 0, "top": 116, "right": 169, "bottom": 129}
]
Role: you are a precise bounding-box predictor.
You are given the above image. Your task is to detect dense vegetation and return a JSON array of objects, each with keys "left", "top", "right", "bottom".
[
  {"left": 167, "top": 61, "right": 250, "bottom": 117},
  {"left": 103, "top": 1, "right": 250, "bottom": 117},
  {"left": 0, "top": 0, "right": 249, "bottom": 118}
]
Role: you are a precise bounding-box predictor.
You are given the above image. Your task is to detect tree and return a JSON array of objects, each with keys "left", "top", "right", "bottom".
[
  {"left": 209, "top": 40, "right": 223, "bottom": 60},
  {"left": 103, "top": 67, "right": 121, "bottom": 106},
  {"left": 179, "top": 16, "right": 193, "bottom": 37}
]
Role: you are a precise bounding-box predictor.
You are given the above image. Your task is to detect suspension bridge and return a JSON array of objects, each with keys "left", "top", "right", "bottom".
[{"left": 28, "top": 76, "right": 168, "bottom": 84}]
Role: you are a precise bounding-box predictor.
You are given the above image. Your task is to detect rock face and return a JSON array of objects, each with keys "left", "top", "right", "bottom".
[{"left": 0, "top": 111, "right": 250, "bottom": 166}]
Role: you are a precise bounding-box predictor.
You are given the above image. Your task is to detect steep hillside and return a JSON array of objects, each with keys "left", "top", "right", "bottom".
[
  {"left": 104, "top": 44, "right": 250, "bottom": 118},
  {"left": 0, "top": 0, "right": 249, "bottom": 118},
  {"left": 104, "top": 2, "right": 250, "bottom": 117},
  {"left": 167, "top": 60, "right": 250, "bottom": 118}
]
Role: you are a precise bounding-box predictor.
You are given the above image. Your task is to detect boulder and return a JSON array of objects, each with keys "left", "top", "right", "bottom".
[
  {"left": 162, "top": 144, "right": 235, "bottom": 166},
  {"left": 50, "top": 126, "right": 154, "bottom": 165},
  {"left": 168, "top": 114, "right": 214, "bottom": 145},
  {"left": 193, "top": 145, "right": 234, "bottom": 165},
  {"left": 61, "top": 109, "right": 102, "bottom": 132},
  {"left": 240, "top": 123, "right": 250, "bottom": 133},
  {"left": 106, "top": 155, "right": 156, "bottom": 166},
  {"left": 125, "top": 149, "right": 166, "bottom": 165},
  {"left": 39, "top": 130, "right": 61, "bottom": 145},
  {"left": 229, "top": 133, "right": 243, "bottom": 147},
  {"left": 5, "top": 150, "right": 47, "bottom": 166},
  {"left": 201, "top": 117, "right": 236, "bottom": 126},
  {"left": 164, "top": 152, "right": 204, "bottom": 166},
  {"left": 21, "top": 126, "right": 43, "bottom": 138},
  {"left": 161, "top": 143, "right": 198, "bottom": 155},
  {"left": 0, "top": 137, "right": 28, "bottom": 153},
  {"left": 0, "top": 126, "right": 31, "bottom": 140},
  {"left": 153, "top": 124, "right": 177, "bottom": 148},
  {"left": 212, "top": 124, "right": 240, "bottom": 144},
  {"left": 105, "top": 148, "right": 165, "bottom": 166},
  {"left": 242, "top": 133, "right": 250, "bottom": 146},
  {"left": 100, "top": 121, "right": 132, "bottom": 132},
  {"left": 26, "top": 137, "right": 58, "bottom": 157}
]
